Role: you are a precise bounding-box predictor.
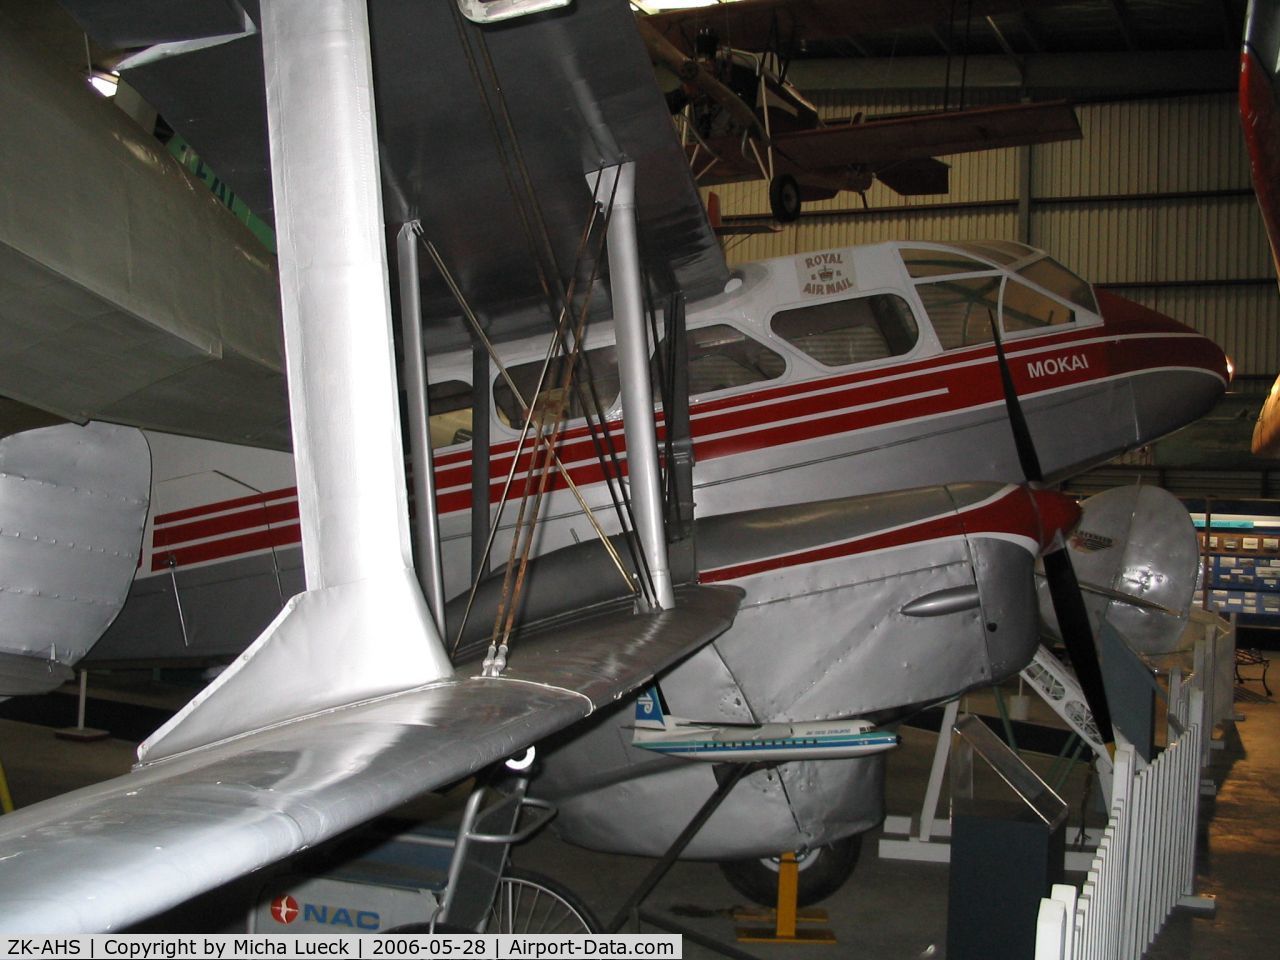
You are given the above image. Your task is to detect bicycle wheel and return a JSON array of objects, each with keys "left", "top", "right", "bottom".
[{"left": 484, "top": 867, "right": 600, "bottom": 934}]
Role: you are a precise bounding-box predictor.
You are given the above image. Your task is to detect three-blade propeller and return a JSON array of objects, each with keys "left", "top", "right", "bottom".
[{"left": 989, "top": 316, "right": 1116, "bottom": 750}]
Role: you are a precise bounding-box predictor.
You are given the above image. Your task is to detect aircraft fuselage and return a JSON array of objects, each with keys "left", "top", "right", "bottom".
[{"left": 93, "top": 240, "right": 1226, "bottom": 664}]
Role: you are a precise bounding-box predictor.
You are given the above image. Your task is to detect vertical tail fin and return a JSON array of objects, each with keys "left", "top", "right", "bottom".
[{"left": 634, "top": 684, "right": 669, "bottom": 730}]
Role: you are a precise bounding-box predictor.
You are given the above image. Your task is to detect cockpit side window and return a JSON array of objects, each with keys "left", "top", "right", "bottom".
[
  {"left": 492, "top": 345, "right": 621, "bottom": 428},
  {"left": 427, "top": 380, "right": 474, "bottom": 449},
  {"left": 1016, "top": 257, "right": 1098, "bottom": 314},
  {"left": 916, "top": 277, "right": 1001, "bottom": 349},
  {"left": 681, "top": 324, "right": 786, "bottom": 396},
  {"left": 771, "top": 293, "right": 918, "bottom": 368},
  {"left": 1002, "top": 278, "right": 1076, "bottom": 334}
]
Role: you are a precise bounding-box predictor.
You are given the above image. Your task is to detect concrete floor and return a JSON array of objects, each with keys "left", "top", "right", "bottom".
[{"left": 0, "top": 670, "right": 1276, "bottom": 957}]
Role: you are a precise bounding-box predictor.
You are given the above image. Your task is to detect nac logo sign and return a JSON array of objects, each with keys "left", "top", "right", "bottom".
[{"left": 269, "top": 894, "right": 380, "bottom": 930}]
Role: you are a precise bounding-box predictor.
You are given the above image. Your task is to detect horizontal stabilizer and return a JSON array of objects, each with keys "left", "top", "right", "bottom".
[
  {"left": 876, "top": 157, "right": 950, "bottom": 196},
  {"left": 0, "top": 422, "right": 150, "bottom": 693}
]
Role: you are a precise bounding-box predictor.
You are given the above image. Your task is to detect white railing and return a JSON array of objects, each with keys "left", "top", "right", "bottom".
[{"left": 1035, "top": 613, "right": 1231, "bottom": 960}]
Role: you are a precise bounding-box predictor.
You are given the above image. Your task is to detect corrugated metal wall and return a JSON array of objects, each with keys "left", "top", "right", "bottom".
[{"left": 710, "top": 91, "right": 1280, "bottom": 376}]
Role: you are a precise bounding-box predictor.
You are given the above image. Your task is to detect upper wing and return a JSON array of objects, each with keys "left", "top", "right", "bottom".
[{"left": 0, "top": 583, "right": 740, "bottom": 932}]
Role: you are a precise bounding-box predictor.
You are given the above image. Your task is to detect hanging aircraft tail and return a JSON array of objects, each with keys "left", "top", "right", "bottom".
[{"left": 634, "top": 684, "right": 671, "bottom": 730}]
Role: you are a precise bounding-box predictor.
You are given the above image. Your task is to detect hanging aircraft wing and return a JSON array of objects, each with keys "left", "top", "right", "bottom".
[
  {"left": 0, "top": 584, "right": 740, "bottom": 932},
  {"left": 61, "top": 0, "right": 728, "bottom": 355},
  {"left": 775, "top": 101, "right": 1083, "bottom": 172},
  {"left": 2, "top": 0, "right": 727, "bottom": 448},
  {"left": 689, "top": 100, "right": 1082, "bottom": 197},
  {"left": 642, "top": 0, "right": 1071, "bottom": 53},
  {"left": 0, "top": 14, "right": 289, "bottom": 449}
]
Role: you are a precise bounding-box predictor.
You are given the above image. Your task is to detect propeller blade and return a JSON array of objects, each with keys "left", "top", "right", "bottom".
[
  {"left": 636, "top": 19, "right": 765, "bottom": 140},
  {"left": 1043, "top": 549, "right": 1115, "bottom": 743},
  {"left": 989, "top": 313, "right": 1044, "bottom": 484},
  {"left": 987, "top": 314, "right": 1115, "bottom": 749}
]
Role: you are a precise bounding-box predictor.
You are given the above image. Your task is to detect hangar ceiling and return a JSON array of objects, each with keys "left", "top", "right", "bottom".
[
  {"left": 641, "top": 0, "right": 1245, "bottom": 98},
  {"left": 2, "top": 0, "right": 1273, "bottom": 494}
]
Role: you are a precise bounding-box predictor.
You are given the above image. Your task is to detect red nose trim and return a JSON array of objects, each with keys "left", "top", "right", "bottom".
[
  {"left": 1093, "top": 288, "right": 1230, "bottom": 384},
  {"left": 1029, "top": 489, "right": 1082, "bottom": 553}
]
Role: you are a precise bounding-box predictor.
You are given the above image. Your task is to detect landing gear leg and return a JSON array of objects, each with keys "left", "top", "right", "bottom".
[
  {"left": 720, "top": 834, "right": 863, "bottom": 907},
  {"left": 605, "top": 763, "right": 760, "bottom": 934}
]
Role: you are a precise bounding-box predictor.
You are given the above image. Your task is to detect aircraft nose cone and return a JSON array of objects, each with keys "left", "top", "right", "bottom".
[
  {"left": 1029, "top": 488, "right": 1082, "bottom": 552},
  {"left": 1094, "top": 289, "right": 1229, "bottom": 384},
  {"left": 1093, "top": 289, "right": 1229, "bottom": 441}
]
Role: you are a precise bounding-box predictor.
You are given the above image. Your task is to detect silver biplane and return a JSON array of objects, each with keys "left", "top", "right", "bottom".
[{"left": 0, "top": 0, "right": 1226, "bottom": 930}]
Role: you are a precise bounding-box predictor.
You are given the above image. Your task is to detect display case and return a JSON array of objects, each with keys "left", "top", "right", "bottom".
[{"left": 1189, "top": 498, "right": 1280, "bottom": 623}]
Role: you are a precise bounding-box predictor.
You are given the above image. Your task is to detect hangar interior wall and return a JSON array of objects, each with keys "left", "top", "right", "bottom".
[{"left": 708, "top": 91, "right": 1279, "bottom": 380}]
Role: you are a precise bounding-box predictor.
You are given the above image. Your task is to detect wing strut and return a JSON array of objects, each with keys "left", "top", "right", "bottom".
[
  {"left": 139, "top": 0, "right": 455, "bottom": 762},
  {"left": 420, "top": 240, "right": 641, "bottom": 658},
  {"left": 598, "top": 162, "right": 675, "bottom": 611},
  {"left": 397, "top": 221, "right": 447, "bottom": 635}
]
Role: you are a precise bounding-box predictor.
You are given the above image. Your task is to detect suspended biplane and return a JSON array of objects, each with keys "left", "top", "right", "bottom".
[
  {"left": 638, "top": 0, "right": 1082, "bottom": 221},
  {"left": 0, "top": 0, "right": 1226, "bottom": 930}
]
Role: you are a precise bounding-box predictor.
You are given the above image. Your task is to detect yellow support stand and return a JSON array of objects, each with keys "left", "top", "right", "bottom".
[
  {"left": 0, "top": 753, "right": 14, "bottom": 813},
  {"left": 734, "top": 852, "right": 837, "bottom": 944}
]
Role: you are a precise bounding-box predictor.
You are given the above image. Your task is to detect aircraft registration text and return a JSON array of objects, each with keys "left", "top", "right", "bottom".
[{"left": 1027, "top": 353, "right": 1089, "bottom": 378}]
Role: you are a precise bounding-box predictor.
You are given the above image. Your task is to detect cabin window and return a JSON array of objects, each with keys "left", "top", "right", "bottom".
[
  {"left": 900, "top": 248, "right": 993, "bottom": 278},
  {"left": 771, "top": 294, "right": 918, "bottom": 367},
  {"left": 427, "top": 380, "right": 474, "bottom": 449},
  {"left": 683, "top": 324, "right": 785, "bottom": 396},
  {"left": 492, "top": 345, "right": 621, "bottom": 427},
  {"left": 651, "top": 324, "right": 785, "bottom": 398},
  {"left": 916, "top": 276, "right": 1001, "bottom": 349},
  {"left": 1016, "top": 257, "right": 1097, "bottom": 314},
  {"left": 1001, "top": 278, "right": 1077, "bottom": 334}
]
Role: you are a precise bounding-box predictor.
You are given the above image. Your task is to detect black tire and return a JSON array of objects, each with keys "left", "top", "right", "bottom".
[
  {"left": 719, "top": 834, "right": 862, "bottom": 908},
  {"left": 769, "top": 174, "right": 802, "bottom": 223},
  {"left": 485, "top": 867, "right": 601, "bottom": 934}
]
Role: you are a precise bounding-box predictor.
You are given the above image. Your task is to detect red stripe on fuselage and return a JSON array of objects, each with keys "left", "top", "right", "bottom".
[
  {"left": 151, "top": 522, "right": 301, "bottom": 571},
  {"left": 148, "top": 319, "right": 1219, "bottom": 570},
  {"left": 154, "top": 486, "right": 298, "bottom": 526},
  {"left": 698, "top": 485, "right": 1039, "bottom": 583},
  {"left": 153, "top": 499, "right": 301, "bottom": 548}
]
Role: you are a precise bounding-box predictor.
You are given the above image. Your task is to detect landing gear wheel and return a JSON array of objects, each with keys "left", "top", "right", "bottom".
[
  {"left": 485, "top": 868, "right": 601, "bottom": 934},
  {"left": 769, "top": 174, "right": 802, "bottom": 223},
  {"left": 719, "top": 835, "right": 862, "bottom": 907}
]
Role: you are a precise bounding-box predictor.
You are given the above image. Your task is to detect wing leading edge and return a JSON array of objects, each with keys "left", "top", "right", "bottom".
[{"left": 0, "top": 583, "right": 740, "bottom": 933}]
